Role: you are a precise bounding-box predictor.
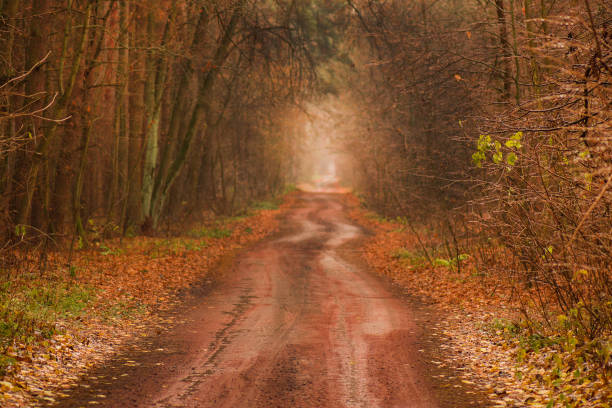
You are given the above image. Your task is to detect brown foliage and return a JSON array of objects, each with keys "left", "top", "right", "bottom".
[{"left": 341, "top": 0, "right": 611, "bottom": 338}]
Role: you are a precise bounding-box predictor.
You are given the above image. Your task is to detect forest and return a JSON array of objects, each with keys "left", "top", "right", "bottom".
[{"left": 0, "top": 0, "right": 610, "bottom": 407}]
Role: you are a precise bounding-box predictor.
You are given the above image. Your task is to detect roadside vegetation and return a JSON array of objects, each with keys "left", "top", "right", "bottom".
[
  {"left": 0, "top": 0, "right": 609, "bottom": 406},
  {"left": 351, "top": 197, "right": 611, "bottom": 407},
  {"left": 331, "top": 1, "right": 610, "bottom": 406},
  {"left": 0, "top": 193, "right": 295, "bottom": 406}
]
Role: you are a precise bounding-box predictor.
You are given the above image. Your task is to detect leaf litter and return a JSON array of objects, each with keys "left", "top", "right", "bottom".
[
  {"left": 0, "top": 194, "right": 297, "bottom": 407},
  {"left": 348, "top": 194, "right": 611, "bottom": 408}
]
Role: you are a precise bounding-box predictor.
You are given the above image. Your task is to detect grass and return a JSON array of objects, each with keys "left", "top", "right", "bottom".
[
  {"left": 433, "top": 253, "right": 470, "bottom": 268},
  {"left": 486, "top": 317, "right": 562, "bottom": 353},
  {"left": 215, "top": 185, "right": 295, "bottom": 219},
  {"left": 251, "top": 200, "right": 279, "bottom": 210},
  {"left": 391, "top": 247, "right": 429, "bottom": 268},
  {"left": 365, "top": 211, "right": 390, "bottom": 223},
  {"left": 98, "top": 243, "right": 124, "bottom": 256},
  {"left": 102, "top": 297, "right": 148, "bottom": 321},
  {"left": 282, "top": 183, "right": 297, "bottom": 195},
  {"left": 0, "top": 280, "right": 95, "bottom": 374},
  {"left": 0, "top": 188, "right": 292, "bottom": 381},
  {"left": 250, "top": 186, "right": 296, "bottom": 212},
  {"left": 221, "top": 214, "right": 249, "bottom": 223},
  {"left": 0, "top": 282, "right": 94, "bottom": 342},
  {"left": 146, "top": 237, "right": 209, "bottom": 258},
  {"left": 488, "top": 317, "right": 521, "bottom": 335},
  {"left": 0, "top": 353, "right": 15, "bottom": 376},
  {"left": 188, "top": 227, "right": 232, "bottom": 239}
]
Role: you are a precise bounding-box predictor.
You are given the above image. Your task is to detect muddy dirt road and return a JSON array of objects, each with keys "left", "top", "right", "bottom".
[{"left": 55, "top": 192, "right": 484, "bottom": 408}]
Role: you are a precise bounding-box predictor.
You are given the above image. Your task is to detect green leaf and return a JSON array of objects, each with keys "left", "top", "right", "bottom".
[
  {"left": 14, "top": 224, "right": 26, "bottom": 238},
  {"left": 434, "top": 258, "right": 451, "bottom": 267},
  {"left": 491, "top": 140, "right": 503, "bottom": 163},
  {"left": 506, "top": 152, "right": 517, "bottom": 165},
  {"left": 472, "top": 151, "right": 485, "bottom": 167},
  {"left": 584, "top": 173, "right": 593, "bottom": 191},
  {"left": 477, "top": 134, "right": 492, "bottom": 152},
  {"left": 505, "top": 131, "right": 523, "bottom": 149}
]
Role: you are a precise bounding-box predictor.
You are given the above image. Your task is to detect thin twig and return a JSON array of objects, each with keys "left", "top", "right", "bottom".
[
  {"left": 568, "top": 172, "right": 612, "bottom": 247},
  {"left": 0, "top": 51, "right": 51, "bottom": 90}
]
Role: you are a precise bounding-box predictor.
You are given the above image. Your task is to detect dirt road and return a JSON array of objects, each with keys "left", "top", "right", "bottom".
[{"left": 54, "top": 192, "right": 484, "bottom": 408}]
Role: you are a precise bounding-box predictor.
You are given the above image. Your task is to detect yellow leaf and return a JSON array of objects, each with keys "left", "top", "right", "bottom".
[{"left": 0, "top": 381, "right": 14, "bottom": 391}]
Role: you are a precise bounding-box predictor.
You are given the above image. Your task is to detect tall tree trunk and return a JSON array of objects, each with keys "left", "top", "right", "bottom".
[
  {"left": 494, "top": 0, "right": 512, "bottom": 100},
  {"left": 50, "top": 0, "right": 76, "bottom": 234},
  {"left": 150, "top": 1, "right": 245, "bottom": 227},
  {"left": 508, "top": 0, "right": 521, "bottom": 104},
  {"left": 126, "top": 15, "right": 143, "bottom": 232},
  {"left": 0, "top": 0, "right": 19, "bottom": 78},
  {"left": 0, "top": 0, "right": 20, "bottom": 236},
  {"left": 141, "top": 0, "right": 175, "bottom": 229},
  {"left": 17, "top": 0, "right": 91, "bottom": 233},
  {"left": 15, "top": 0, "right": 50, "bottom": 228},
  {"left": 109, "top": 0, "right": 130, "bottom": 227},
  {"left": 74, "top": 0, "right": 108, "bottom": 242},
  {"left": 149, "top": 5, "right": 211, "bottom": 222}
]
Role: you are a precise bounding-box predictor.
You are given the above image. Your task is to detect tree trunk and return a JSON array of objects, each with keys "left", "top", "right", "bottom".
[
  {"left": 149, "top": 5, "right": 211, "bottom": 223},
  {"left": 149, "top": 1, "right": 245, "bottom": 227},
  {"left": 141, "top": 0, "right": 175, "bottom": 229},
  {"left": 15, "top": 0, "right": 50, "bottom": 228},
  {"left": 18, "top": 0, "right": 91, "bottom": 232},
  {"left": 109, "top": 0, "right": 130, "bottom": 227},
  {"left": 126, "top": 15, "right": 144, "bottom": 232},
  {"left": 50, "top": 0, "right": 77, "bottom": 235},
  {"left": 494, "top": 0, "right": 512, "bottom": 100},
  {"left": 508, "top": 0, "right": 521, "bottom": 104},
  {"left": 0, "top": 0, "right": 20, "bottom": 237}
]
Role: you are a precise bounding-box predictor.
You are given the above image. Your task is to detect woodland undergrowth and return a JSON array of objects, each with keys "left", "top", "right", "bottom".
[
  {"left": 0, "top": 192, "right": 297, "bottom": 407},
  {"left": 349, "top": 194, "right": 611, "bottom": 408}
]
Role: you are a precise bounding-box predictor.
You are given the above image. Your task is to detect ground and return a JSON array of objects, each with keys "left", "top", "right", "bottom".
[
  {"left": 43, "top": 191, "right": 490, "bottom": 407},
  {"left": 3, "top": 188, "right": 608, "bottom": 407}
]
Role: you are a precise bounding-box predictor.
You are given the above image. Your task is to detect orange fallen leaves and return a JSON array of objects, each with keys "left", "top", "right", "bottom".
[
  {"left": 349, "top": 207, "right": 512, "bottom": 311},
  {"left": 0, "top": 193, "right": 298, "bottom": 407},
  {"left": 71, "top": 196, "right": 296, "bottom": 312},
  {"left": 347, "top": 196, "right": 611, "bottom": 407}
]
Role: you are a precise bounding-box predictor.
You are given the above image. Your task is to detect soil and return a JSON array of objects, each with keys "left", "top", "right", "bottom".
[{"left": 50, "top": 191, "right": 490, "bottom": 408}]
